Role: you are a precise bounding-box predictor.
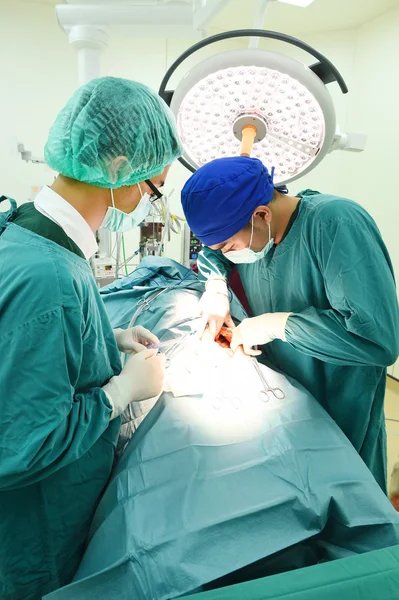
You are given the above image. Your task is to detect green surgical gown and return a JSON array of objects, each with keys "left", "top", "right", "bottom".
[
  {"left": 0, "top": 200, "right": 122, "bottom": 599},
  {"left": 198, "top": 191, "right": 399, "bottom": 492}
]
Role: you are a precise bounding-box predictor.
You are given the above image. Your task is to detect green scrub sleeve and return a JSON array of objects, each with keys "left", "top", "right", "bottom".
[
  {"left": 0, "top": 306, "right": 114, "bottom": 491},
  {"left": 285, "top": 214, "right": 399, "bottom": 367},
  {"left": 198, "top": 246, "right": 233, "bottom": 283}
]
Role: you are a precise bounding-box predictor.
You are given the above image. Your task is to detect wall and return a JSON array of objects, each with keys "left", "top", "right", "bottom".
[
  {"left": 0, "top": 2, "right": 75, "bottom": 202},
  {"left": 386, "top": 378, "right": 399, "bottom": 488},
  {"left": 345, "top": 6, "right": 399, "bottom": 280}
]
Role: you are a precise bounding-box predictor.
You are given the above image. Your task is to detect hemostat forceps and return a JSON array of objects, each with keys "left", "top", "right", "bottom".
[
  {"left": 146, "top": 331, "right": 194, "bottom": 350},
  {"left": 251, "top": 358, "right": 285, "bottom": 402}
]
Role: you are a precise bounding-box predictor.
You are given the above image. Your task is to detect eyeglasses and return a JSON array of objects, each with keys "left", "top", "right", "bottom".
[{"left": 145, "top": 179, "right": 164, "bottom": 204}]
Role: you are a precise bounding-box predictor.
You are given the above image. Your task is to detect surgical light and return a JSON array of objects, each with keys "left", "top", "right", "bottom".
[
  {"left": 170, "top": 49, "right": 334, "bottom": 183},
  {"left": 159, "top": 29, "right": 364, "bottom": 185}
]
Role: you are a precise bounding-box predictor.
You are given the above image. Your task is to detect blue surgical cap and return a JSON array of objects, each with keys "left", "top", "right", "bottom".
[{"left": 181, "top": 156, "right": 277, "bottom": 245}]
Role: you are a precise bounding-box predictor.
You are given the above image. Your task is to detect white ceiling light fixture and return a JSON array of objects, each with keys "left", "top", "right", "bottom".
[
  {"left": 171, "top": 49, "right": 335, "bottom": 183},
  {"left": 159, "top": 29, "right": 366, "bottom": 185}
]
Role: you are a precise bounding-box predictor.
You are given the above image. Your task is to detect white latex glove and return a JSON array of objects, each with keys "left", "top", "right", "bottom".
[
  {"left": 199, "top": 279, "right": 235, "bottom": 339},
  {"left": 113, "top": 326, "right": 159, "bottom": 354},
  {"left": 230, "top": 313, "right": 292, "bottom": 356},
  {"left": 102, "top": 349, "right": 165, "bottom": 419}
]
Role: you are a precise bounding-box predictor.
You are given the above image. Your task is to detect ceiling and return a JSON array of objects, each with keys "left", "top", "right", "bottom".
[
  {"left": 19, "top": 0, "right": 399, "bottom": 34},
  {"left": 21, "top": 0, "right": 60, "bottom": 3},
  {"left": 211, "top": 0, "right": 399, "bottom": 35}
]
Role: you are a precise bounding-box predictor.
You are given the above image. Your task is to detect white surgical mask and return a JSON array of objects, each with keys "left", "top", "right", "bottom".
[
  {"left": 224, "top": 218, "right": 274, "bottom": 264},
  {"left": 100, "top": 183, "right": 151, "bottom": 233}
]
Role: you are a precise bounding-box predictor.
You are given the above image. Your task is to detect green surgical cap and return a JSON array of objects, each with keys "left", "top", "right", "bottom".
[{"left": 44, "top": 77, "right": 183, "bottom": 188}]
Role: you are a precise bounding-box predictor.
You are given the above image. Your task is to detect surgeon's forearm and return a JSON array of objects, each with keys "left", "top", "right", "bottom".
[
  {"left": 285, "top": 307, "right": 399, "bottom": 367},
  {"left": 197, "top": 247, "right": 232, "bottom": 284}
]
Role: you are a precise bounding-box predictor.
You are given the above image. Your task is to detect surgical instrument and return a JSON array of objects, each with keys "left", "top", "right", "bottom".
[
  {"left": 147, "top": 331, "right": 195, "bottom": 350},
  {"left": 251, "top": 358, "right": 285, "bottom": 401}
]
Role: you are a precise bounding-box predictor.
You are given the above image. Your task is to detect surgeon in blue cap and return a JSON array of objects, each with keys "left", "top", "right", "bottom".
[{"left": 181, "top": 156, "right": 399, "bottom": 492}]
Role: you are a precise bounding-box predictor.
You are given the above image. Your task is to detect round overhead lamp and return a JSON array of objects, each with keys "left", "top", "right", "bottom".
[{"left": 159, "top": 29, "right": 349, "bottom": 185}]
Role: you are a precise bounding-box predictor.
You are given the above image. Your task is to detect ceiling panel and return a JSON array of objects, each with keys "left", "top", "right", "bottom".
[
  {"left": 19, "top": 0, "right": 399, "bottom": 34},
  {"left": 210, "top": 0, "right": 399, "bottom": 35}
]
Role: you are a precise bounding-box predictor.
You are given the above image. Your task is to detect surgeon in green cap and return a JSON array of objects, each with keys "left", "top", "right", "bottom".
[
  {"left": 0, "top": 77, "right": 182, "bottom": 600},
  {"left": 181, "top": 156, "right": 399, "bottom": 494}
]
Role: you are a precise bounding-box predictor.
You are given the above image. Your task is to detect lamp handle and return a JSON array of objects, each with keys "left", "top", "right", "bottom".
[{"left": 240, "top": 125, "right": 257, "bottom": 157}]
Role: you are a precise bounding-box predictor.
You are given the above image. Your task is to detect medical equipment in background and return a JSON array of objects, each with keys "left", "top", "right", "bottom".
[
  {"left": 183, "top": 224, "right": 202, "bottom": 268},
  {"left": 159, "top": 29, "right": 366, "bottom": 184},
  {"left": 92, "top": 189, "right": 186, "bottom": 286},
  {"left": 142, "top": 189, "right": 185, "bottom": 259},
  {"left": 92, "top": 231, "right": 118, "bottom": 286},
  {"left": 92, "top": 255, "right": 116, "bottom": 281},
  {"left": 17, "top": 143, "right": 46, "bottom": 165},
  {"left": 140, "top": 220, "right": 164, "bottom": 259}
]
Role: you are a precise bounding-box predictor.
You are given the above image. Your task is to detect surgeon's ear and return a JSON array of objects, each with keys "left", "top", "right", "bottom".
[
  {"left": 108, "top": 156, "right": 133, "bottom": 185},
  {"left": 253, "top": 205, "right": 272, "bottom": 223}
]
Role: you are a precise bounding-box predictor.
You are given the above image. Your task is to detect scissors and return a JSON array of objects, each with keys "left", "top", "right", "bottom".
[{"left": 251, "top": 358, "right": 285, "bottom": 402}]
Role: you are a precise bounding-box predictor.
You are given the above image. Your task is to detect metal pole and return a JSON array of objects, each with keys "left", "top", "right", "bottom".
[{"left": 249, "top": 0, "right": 270, "bottom": 48}]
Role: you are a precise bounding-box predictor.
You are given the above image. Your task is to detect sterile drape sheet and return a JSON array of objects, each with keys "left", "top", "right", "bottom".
[{"left": 45, "top": 257, "right": 399, "bottom": 600}]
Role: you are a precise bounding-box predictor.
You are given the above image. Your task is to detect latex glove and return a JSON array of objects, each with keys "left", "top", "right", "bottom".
[
  {"left": 113, "top": 326, "right": 159, "bottom": 354},
  {"left": 102, "top": 349, "right": 165, "bottom": 419},
  {"left": 230, "top": 313, "right": 292, "bottom": 356},
  {"left": 199, "top": 279, "right": 235, "bottom": 339}
]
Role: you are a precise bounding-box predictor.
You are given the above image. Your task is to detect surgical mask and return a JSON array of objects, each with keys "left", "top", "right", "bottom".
[
  {"left": 224, "top": 219, "right": 274, "bottom": 264},
  {"left": 100, "top": 183, "right": 151, "bottom": 232}
]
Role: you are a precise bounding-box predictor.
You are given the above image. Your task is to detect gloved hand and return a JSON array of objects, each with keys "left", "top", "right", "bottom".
[
  {"left": 199, "top": 279, "right": 235, "bottom": 339},
  {"left": 113, "top": 326, "right": 159, "bottom": 354},
  {"left": 230, "top": 313, "right": 292, "bottom": 356},
  {"left": 102, "top": 349, "right": 165, "bottom": 419}
]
